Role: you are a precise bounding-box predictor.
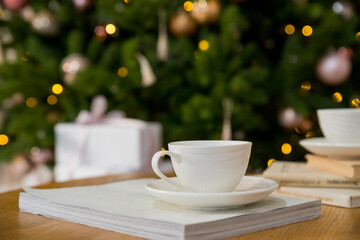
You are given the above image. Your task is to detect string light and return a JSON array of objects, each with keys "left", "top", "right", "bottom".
[
  {"left": 105, "top": 24, "right": 116, "bottom": 35},
  {"left": 332, "top": 92, "right": 343, "bottom": 103},
  {"left": 285, "top": 24, "right": 295, "bottom": 35},
  {"left": 52, "top": 83, "right": 63, "bottom": 94},
  {"left": 306, "top": 131, "right": 314, "bottom": 138},
  {"left": 0, "top": 134, "right": 9, "bottom": 145},
  {"left": 267, "top": 159, "right": 276, "bottom": 167},
  {"left": 117, "top": 67, "right": 128, "bottom": 77},
  {"left": 47, "top": 112, "right": 59, "bottom": 123},
  {"left": 302, "top": 25, "right": 313, "bottom": 36},
  {"left": 194, "top": 51, "right": 199, "bottom": 59},
  {"left": 295, "top": 125, "right": 302, "bottom": 134},
  {"left": 47, "top": 95, "right": 58, "bottom": 105},
  {"left": 161, "top": 147, "right": 166, "bottom": 157},
  {"left": 356, "top": 32, "right": 360, "bottom": 41},
  {"left": 20, "top": 51, "right": 31, "bottom": 61},
  {"left": 301, "top": 81, "right": 311, "bottom": 91},
  {"left": 199, "top": 40, "right": 210, "bottom": 51},
  {"left": 184, "top": 1, "right": 193, "bottom": 12},
  {"left": 281, "top": 143, "right": 292, "bottom": 154},
  {"left": 26, "top": 97, "right": 37, "bottom": 108},
  {"left": 352, "top": 98, "right": 360, "bottom": 108}
]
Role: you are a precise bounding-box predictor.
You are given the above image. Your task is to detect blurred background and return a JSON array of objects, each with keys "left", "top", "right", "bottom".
[{"left": 0, "top": 0, "right": 359, "bottom": 191}]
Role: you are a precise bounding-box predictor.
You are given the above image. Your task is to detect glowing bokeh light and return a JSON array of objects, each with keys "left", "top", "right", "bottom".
[
  {"left": 26, "top": 97, "right": 37, "bottom": 108},
  {"left": 194, "top": 51, "right": 199, "bottom": 59},
  {"left": 352, "top": 98, "right": 360, "bottom": 108},
  {"left": 117, "top": 67, "right": 128, "bottom": 77},
  {"left": 301, "top": 81, "right": 311, "bottom": 91},
  {"left": 199, "top": 40, "right": 210, "bottom": 51},
  {"left": 267, "top": 159, "right": 276, "bottom": 167},
  {"left": 52, "top": 83, "right": 63, "bottom": 94},
  {"left": 356, "top": 32, "right": 360, "bottom": 41},
  {"left": 281, "top": 143, "right": 292, "bottom": 154},
  {"left": 295, "top": 126, "right": 302, "bottom": 134},
  {"left": 161, "top": 147, "right": 166, "bottom": 157},
  {"left": 332, "top": 92, "right": 343, "bottom": 103},
  {"left": 105, "top": 24, "right": 116, "bottom": 35},
  {"left": 184, "top": 1, "right": 193, "bottom": 12},
  {"left": 306, "top": 131, "right": 314, "bottom": 138},
  {"left": 47, "top": 95, "right": 58, "bottom": 105},
  {"left": 0, "top": 134, "right": 9, "bottom": 145},
  {"left": 302, "top": 25, "right": 313, "bottom": 36},
  {"left": 285, "top": 24, "right": 295, "bottom": 35}
]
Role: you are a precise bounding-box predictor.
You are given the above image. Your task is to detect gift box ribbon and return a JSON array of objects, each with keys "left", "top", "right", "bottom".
[{"left": 69, "top": 95, "right": 152, "bottom": 178}]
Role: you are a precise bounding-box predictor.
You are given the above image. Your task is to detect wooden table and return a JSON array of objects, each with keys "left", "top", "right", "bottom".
[{"left": 1, "top": 172, "right": 360, "bottom": 240}]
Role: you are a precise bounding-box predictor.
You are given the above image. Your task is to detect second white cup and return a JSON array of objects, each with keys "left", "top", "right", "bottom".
[
  {"left": 151, "top": 140, "right": 252, "bottom": 193},
  {"left": 317, "top": 108, "right": 360, "bottom": 143}
]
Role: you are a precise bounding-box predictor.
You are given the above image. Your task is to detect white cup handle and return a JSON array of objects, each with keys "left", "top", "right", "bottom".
[{"left": 151, "top": 150, "right": 195, "bottom": 192}]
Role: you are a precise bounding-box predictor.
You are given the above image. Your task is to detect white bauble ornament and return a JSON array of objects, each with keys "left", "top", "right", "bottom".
[
  {"left": 20, "top": 6, "right": 36, "bottom": 22},
  {"left": 332, "top": 0, "right": 354, "bottom": 20},
  {"left": 60, "top": 53, "right": 89, "bottom": 84},
  {"left": 31, "top": 10, "right": 59, "bottom": 36}
]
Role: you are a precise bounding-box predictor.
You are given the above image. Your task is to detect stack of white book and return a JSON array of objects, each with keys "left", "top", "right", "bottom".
[
  {"left": 263, "top": 159, "right": 360, "bottom": 208},
  {"left": 19, "top": 178, "right": 321, "bottom": 240}
]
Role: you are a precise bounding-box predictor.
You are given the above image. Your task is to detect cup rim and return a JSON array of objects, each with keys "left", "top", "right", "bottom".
[
  {"left": 168, "top": 140, "right": 252, "bottom": 153},
  {"left": 317, "top": 108, "right": 360, "bottom": 114}
]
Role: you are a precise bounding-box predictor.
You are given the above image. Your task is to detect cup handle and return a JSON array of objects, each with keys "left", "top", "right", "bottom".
[{"left": 151, "top": 150, "right": 195, "bottom": 192}]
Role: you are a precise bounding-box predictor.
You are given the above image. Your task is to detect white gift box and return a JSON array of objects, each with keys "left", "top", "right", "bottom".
[{"left": 54, "top": 122, "right": 162, "bottom": 182}]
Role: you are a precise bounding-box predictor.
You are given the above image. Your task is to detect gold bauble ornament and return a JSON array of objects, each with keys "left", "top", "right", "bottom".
[
  {"left": 191, "top": 0, "right": 221, "bottom": 25},
  {"left": 169, "top": 10, "right": 197, "bottom": 38}
]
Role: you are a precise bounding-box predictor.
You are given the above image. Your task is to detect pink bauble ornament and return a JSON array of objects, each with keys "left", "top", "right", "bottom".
[
  {"left": 316, "top": 48, "right": 352, "bottom": 86},
  {"left": 94, "top": 25, "right": 107, "bottom": 41},
  {"left": 3, "top": 0, "right": 28, "bottom": 11},
  {"left": 72, "top": 0, "right": 92, "bottom": 11}
]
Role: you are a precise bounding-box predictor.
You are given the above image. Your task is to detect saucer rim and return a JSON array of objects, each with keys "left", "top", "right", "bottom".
[
  {"left": 146, "top": 176, "right": 278, "bottom": 197},
  {"left": 299, "top": 137, "right": 360, "bottom": 148}
]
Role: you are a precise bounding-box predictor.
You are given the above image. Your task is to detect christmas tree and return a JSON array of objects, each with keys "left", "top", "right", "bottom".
[{"left": 0, "top": 0, "right": 359, "bottom": 170}]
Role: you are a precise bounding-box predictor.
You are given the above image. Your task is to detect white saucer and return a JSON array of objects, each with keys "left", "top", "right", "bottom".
[
  {"left": 299, "top": 137, "right": 360, "bottom": 158},
  {"left": 146, "top": 176, "right": 278, "bottom": 210}
]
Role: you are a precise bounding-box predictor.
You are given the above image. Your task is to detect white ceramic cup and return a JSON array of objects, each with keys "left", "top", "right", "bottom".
[
  {"left": 151, "top": 140, "right": 252, "bottom": 193},
  {"left": 317, "top": 108, "right": 360, "bottom": 143}
]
